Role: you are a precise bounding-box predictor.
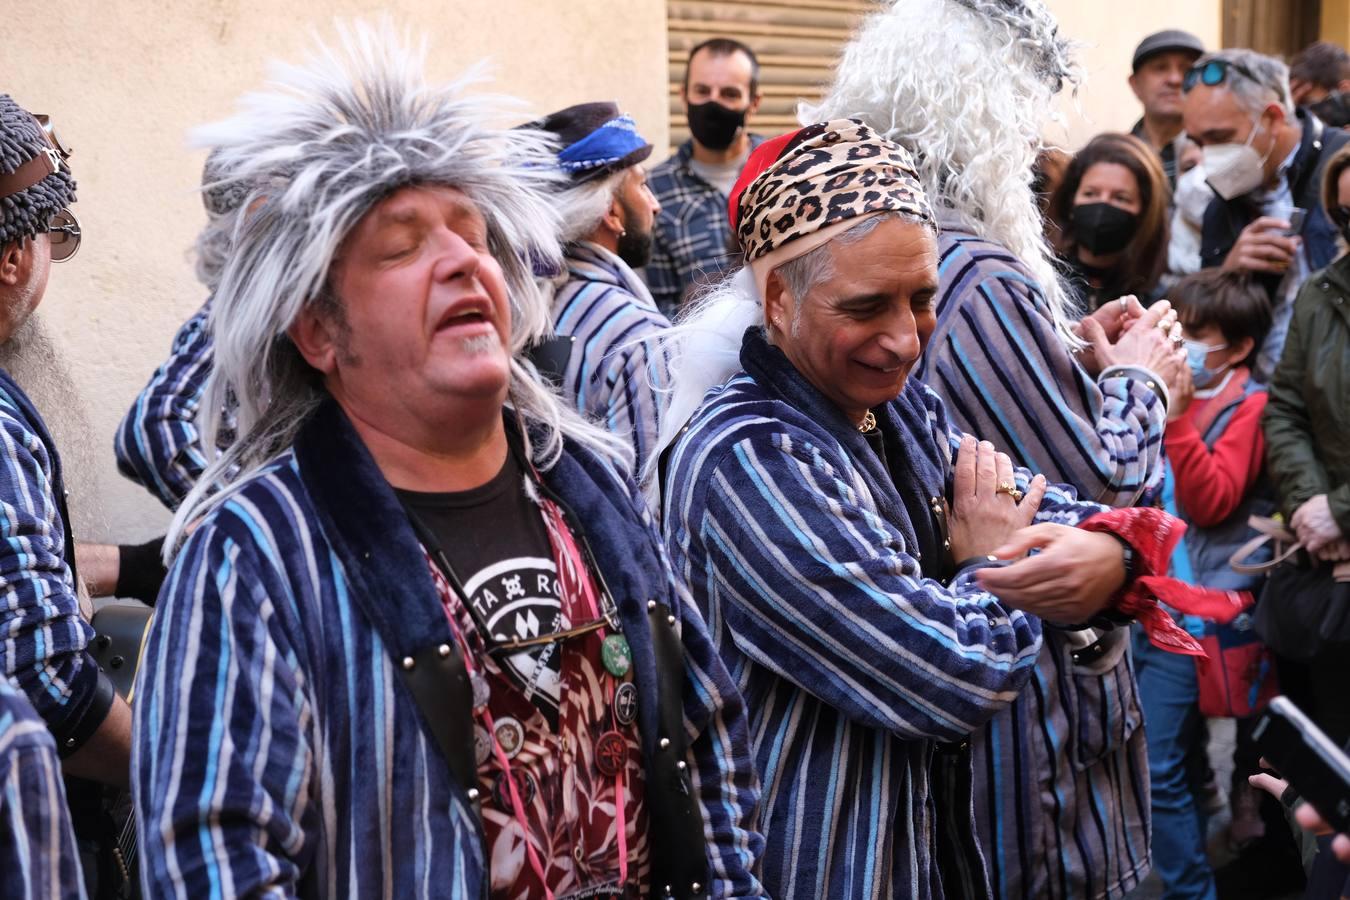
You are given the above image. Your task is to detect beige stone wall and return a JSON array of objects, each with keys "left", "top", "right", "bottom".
[
  {"left": 1043, "top": 0, "right": 1224, "bottom": 149},
  {"left": 0, "top": 1, "right": 668, "bottom": 542}
]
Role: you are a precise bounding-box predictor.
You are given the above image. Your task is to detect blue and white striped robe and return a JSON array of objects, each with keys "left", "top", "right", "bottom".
[
  {"left": 0, "top": 676, "right": 85, "bottom": 900},
  {"left": 552, "top": 242, "right": 670, "bottom": 487},
  {"left": 0, "top": 370, "right": 107, "bottom": 752},
  {"left": 115, "top": 302, "right": 215, "bottom": 510},
  {"left": 919, "top": 227, "right": 1154, "bottom": 899},
  {"left": 133, "top": 399, "right": 767, "bottom": 898},
  {"left": 663, "top": 329, "right": 1109, "bottom": 899}
]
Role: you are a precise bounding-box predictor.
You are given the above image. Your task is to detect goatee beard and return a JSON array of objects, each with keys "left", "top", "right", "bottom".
[{"left": 460, "top": 334, "right": 499, "bottom": 355}]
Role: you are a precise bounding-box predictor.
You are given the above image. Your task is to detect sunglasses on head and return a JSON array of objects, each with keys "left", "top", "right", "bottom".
[
  {"left": 46, "top": 208, "right": 80, "bottom": 262},
  {"left": 1183, "top": 59, "right": 1263, "bottom": 93}
]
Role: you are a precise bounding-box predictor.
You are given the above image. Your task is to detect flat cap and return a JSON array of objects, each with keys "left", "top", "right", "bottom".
[{"left": 1132, "top": 29, "right": 1205, "bottom": 71}]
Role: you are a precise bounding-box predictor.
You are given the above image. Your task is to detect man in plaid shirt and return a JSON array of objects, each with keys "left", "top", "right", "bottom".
[{"left": 645, "top": 38, "right": 762, "bottom": 318}]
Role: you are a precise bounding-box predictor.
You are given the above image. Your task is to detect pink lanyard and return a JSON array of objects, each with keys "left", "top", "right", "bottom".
[
  {"left": 436, "top": 598, "right": 555, "bottom": 899},
  {"left": 430, "top": 490, "right": 631, "bottom": 898},
  {"left": 537, "top": 495, "right": 631, "bottom": 890}
]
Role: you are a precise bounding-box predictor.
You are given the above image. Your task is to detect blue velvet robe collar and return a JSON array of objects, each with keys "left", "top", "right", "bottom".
[
  {"left": 737, "top": 326, "right": 950, "bottom": 570},
  {"left": 293, "top": 396, "right": 669, "bottom": 756}
]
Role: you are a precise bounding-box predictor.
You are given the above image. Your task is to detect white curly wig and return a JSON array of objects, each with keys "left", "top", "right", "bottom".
[
  {"left": 803, "top": 0, "right": 1083, "bottom": 340},
  {"left": 168, "top": 19, "right": 625, "bottom": 553}
]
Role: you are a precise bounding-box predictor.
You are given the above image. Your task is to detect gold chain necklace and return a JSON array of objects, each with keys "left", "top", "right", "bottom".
[{"left": 858, "top": 410, "right": 877, "bottom": 433}]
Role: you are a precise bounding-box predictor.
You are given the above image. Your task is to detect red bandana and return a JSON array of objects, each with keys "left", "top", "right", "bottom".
[{"left": 1081, "top": 507, "right": 1248, "bottom": 656}]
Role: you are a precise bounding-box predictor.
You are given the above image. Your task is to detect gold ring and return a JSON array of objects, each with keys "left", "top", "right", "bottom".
[{"left": 996, "top": 482, "right": 1023, "bottom": 502}]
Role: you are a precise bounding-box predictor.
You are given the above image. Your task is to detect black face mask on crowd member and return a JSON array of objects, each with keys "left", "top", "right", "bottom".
[
  {"left": 687, "top": 101, "right": 746, "bottom": 151},
  {"left": 1310, "top": 91, "right": 1350, "bottom": 128},
  {"left": 1071, "top": 202, "right": 1140, "bottom": 256}
]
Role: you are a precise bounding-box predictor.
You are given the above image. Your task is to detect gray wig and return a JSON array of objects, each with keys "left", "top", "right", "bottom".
[
  {"left": 168, "top": 20, "right": 627, "bottom": 553},
  {"left": 803, "top": 0, "right": 1084, "bottom": 342},
  {"left": 554, "top": 170, "right": 626, "bottom": 246}
]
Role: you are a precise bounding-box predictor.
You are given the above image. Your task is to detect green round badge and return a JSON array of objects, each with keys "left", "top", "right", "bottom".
[{"left": 601, "top": 633, "right": 632, "bottom": 677}]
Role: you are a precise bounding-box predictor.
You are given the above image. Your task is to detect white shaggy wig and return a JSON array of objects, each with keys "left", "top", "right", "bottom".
[
  {"left": 553, "top": 170, "right": 626, "bottom": 246},
  {"left": 803, "top": 0, "right": 1084, "bottom": 341},
  {"left": 168, "top": 20, "right": 627, "bottom": 553}
]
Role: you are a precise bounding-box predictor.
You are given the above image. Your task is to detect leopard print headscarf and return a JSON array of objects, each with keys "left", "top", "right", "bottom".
[{"left": 731, "top": 118, "right": 934, "bottom": 263}]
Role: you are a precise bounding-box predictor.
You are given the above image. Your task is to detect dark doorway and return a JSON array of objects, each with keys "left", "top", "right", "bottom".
[{"left": 1224, "top": 0, "right": 1322, "bottom": 58}]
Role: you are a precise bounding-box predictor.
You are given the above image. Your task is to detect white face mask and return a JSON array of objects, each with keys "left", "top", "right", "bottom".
[
  {"left": 1175, "top": 165, "right": 1215, "bottom": 227},
  {"left": 1203, "top": 118, "right": 1272, "bottom": 201}
]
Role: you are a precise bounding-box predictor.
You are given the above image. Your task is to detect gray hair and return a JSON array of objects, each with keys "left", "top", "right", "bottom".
[
  {"left": 777, "top": 213, "right": 907, "bottom": 301},
  {"left": 167, "top": 20, "right": 628, "bottom": 556},
  {"left": 1197, "top": 49, "right": 1295, "bottom": 119},
  {"left": 554, "top": 170, "right": 626, "bottom": 246}
]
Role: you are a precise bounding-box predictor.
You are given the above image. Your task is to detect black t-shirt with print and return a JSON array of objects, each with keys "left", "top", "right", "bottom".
[{"left": 395, "top": 450, "right": 565, "bottom": 728}]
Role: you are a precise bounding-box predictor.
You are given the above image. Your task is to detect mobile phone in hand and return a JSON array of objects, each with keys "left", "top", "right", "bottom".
[
  {"left": 1284, "top": 208, "right": 1307, "bottom": 236},
  {"left": 1253, "top": 695, "right": 1350, "bottom": 833}
]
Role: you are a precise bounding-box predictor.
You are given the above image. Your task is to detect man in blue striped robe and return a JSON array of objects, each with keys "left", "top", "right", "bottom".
[
  {"left": 807, "top": 2, "right": 1185, "bottom": 895},
  {"left": 660, "top": 119, "right": 1158, "bottom": 899},
  {"left": 532, "top": 103, "right": 671, "bottom": 490},
  {"left": 132, "top": 26, "right": 765, "bottom": 899}
]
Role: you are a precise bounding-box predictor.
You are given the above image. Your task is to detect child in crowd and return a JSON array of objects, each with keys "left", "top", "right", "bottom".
[{"left": 1149, "top": 268, "right": 1292, "bottom": 897}]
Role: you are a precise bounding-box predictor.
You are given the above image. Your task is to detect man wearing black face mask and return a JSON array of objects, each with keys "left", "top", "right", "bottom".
[
  {"left": 1184, "top": 47, "right": 1350, "bottom": 381},
  {"left": 1291, "top": 41, "right": 1350, "bottom": 129},
  {"left": 532, "top": 103, "right": 671, "bottom": 493},
  {"left": 645, "top": 38, "right": 762, "bottom": 318}
]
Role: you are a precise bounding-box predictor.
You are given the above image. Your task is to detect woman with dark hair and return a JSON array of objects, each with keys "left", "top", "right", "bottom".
[{"left": 1053, "top": 132, "right": 1172, "bottom": 309}]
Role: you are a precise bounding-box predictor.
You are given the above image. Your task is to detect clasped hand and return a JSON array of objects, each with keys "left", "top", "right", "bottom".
[
  {"left": 946, "top": 435, "right": 1045, "bottom": 562},
  {"left": 1077, "top": 299, "right": 1187, "bottom": 397},
  {"left": 1292, "top": 494, "right": 1346, "bottom": 560},
  {"left": 946, "top": 436, "right": 1126, "bottom": 624}
]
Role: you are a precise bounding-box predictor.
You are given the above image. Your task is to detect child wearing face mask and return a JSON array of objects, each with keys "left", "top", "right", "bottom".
[{"left": 1158, "top": 269, "right": 1286, "bottom": 891}]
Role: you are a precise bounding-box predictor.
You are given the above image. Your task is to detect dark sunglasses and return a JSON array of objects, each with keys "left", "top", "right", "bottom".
[
  {"left": 47, "top": 208, "right": 81, "bottom": 262},
  {"left": 1184, "top": 59, "right": 1262, "bottom": 93}
]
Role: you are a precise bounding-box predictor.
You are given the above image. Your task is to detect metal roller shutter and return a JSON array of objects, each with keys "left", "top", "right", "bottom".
[{"left": 666, "top": 0, "right": 874, "bottom": 155}]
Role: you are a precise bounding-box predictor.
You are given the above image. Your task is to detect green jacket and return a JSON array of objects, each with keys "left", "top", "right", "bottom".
[{"left": 1264, "top": 252, "right": 1350, "bottom": 532}]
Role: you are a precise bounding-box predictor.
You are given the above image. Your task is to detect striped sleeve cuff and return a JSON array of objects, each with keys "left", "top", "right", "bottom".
[{"left": 1098, "top": 364, "right": 1170, "bottom": 412}]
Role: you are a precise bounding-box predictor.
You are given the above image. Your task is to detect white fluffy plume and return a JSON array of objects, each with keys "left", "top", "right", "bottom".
[
  {"left": 803, "top": 0, "right": 1083, "bottom": 341},
  {"left": 169, "top": 19, "right": 625, "bottom": 554}
]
